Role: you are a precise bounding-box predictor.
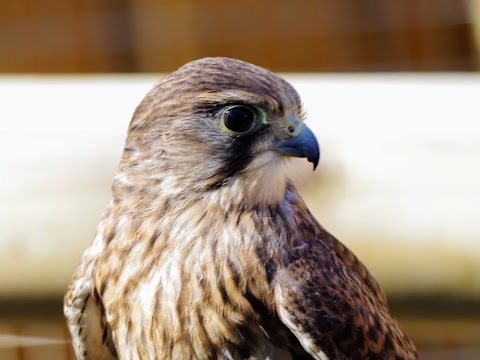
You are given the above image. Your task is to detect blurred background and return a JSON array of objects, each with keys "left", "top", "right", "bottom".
[
  {"left": 2, "top": 0, "right": 480, "bottom": 72},
  {"left": 1, "top": 0, "right": 480, "bottom": 359}
]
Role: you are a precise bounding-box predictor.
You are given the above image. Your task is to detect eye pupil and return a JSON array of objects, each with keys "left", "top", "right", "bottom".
[{"left": 223, "top": 106, "right": 255, "bottom": 133}]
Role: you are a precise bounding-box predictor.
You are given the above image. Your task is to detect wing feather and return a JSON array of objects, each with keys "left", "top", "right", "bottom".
[
  {"left": 64, "top": 262, "right": 117, "bottom": 360},
  {"left": 274, "top": 236, "right": 419, "bottom": 359}
]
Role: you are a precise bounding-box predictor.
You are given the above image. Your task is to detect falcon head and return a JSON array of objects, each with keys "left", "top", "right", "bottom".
[{"left": 115, "top": 57, "right": 320, "bottom": 208}]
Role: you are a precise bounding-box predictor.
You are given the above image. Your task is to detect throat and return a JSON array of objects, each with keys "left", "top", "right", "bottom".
[
  {"left": 207, "top": 178, "right": 287, "bottom": 211},
  {"left": 213, "top": 159, "right": 291, "bottom": 209},
  {"left": 245, "top": 175, "right": 288, "bottom": 207}
]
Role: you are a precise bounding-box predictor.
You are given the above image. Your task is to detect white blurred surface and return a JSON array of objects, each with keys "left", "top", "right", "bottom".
[{"left": 0, "top": 74, "right": 479, "bottom": 296}]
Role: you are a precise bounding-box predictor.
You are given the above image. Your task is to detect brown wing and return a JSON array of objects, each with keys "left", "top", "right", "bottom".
[
  {"left": 316, "top": 225, "right": 388, "bottom": 306},
  {"left": 64, "top": 257, "right": 118, "bottom": 360},
  {"left": 274, "top": 195, "right": 419, "bottom": 359}
]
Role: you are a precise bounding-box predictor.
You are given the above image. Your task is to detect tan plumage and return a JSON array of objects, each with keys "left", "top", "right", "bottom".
[{"left": 64, "top": 57, "right": 419, "bottom": 359}]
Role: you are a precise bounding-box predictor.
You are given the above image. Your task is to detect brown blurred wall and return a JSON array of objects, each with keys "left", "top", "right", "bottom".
[{"left": 0, "top": 0, "right": 478, "bottom": 73}]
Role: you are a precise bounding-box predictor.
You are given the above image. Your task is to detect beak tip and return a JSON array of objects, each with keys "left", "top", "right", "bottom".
[{"left": 309, "top": 153, "right": 320, "bottom": 171}]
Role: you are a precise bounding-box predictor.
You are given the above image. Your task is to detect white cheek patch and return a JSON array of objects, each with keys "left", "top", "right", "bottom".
[{"left": 242, "top": 153, "right": 293, "bottom": 207}]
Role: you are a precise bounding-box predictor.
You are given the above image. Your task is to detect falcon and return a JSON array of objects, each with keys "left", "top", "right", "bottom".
[{"left": 65, "top": 57, "right": 419, "bottom": 359}]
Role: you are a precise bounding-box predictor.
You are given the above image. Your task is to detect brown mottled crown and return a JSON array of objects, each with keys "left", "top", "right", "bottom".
[
  {"left": 161, "top": 57, "right": 299, "bottom": 108},
  {"left": 127, "top": 57, "right": 301, "bottom": 137}
]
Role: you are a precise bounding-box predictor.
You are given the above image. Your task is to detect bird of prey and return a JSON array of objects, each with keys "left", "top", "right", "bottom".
[{"left": 65, "top": 57, "right": 419, "bottom": 359}]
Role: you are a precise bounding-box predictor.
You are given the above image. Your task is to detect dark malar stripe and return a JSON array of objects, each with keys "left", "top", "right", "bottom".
[{"left": 206, "top": 126, "right": 268, "bottom": 190}]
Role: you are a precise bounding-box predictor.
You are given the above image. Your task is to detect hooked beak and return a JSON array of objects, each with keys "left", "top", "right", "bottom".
[{"left": 273, "top": 124, "right": 320, "bottom": 170}]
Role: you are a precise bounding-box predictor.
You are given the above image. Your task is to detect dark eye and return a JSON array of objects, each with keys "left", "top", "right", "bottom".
[{"left": 222, "top": 106, "right": 256, "bottom": 134}]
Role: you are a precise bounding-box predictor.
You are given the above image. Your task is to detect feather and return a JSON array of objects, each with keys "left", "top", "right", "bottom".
[{"left": 65, "top": 57, "right": 419, "bottom": 359}]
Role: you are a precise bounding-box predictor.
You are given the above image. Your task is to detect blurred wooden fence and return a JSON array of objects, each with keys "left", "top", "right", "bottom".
[{"left": 0, "top": 0, "right": 478, "bottom": 72}]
